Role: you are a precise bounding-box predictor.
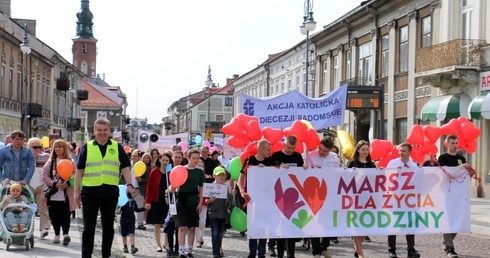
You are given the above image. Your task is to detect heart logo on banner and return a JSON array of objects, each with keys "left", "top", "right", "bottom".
[
  {"left": 289, "top": 174, "right": 327, "bottom": 215},
  {"left": 274, "top": 179, "right": 305, "bottom": 219}
]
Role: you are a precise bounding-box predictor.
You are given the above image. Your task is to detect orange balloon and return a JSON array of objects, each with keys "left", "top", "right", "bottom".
[{"left": 57, "top": 159, "right": 73, "bottom": 181}]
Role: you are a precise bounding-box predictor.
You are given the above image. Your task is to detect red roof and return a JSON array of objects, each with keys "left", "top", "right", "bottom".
[{"left": 80, "top": 80, "right": 121, "bottom": 108}]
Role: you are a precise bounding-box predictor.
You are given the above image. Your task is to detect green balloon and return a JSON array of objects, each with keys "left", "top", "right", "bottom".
[
  {"left": 229, "top": 157, "right": 243, "bottom": 180},
  {"left": 230, "top": 207, "right": 247, "bottom": 232}
]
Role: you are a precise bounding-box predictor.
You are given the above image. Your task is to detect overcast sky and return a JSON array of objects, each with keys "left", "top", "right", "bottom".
[{"left": 12, "top": 0, "right": 362, "bottom": 124}]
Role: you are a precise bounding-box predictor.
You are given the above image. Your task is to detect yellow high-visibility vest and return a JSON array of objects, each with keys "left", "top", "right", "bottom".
[{"left": 83, "top": 139, "right": 121, "bottom": 187}]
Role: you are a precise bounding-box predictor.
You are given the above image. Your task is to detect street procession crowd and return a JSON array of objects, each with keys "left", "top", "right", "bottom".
[{"left": 0, "top": 118, "right": 474, "bottom": 258}]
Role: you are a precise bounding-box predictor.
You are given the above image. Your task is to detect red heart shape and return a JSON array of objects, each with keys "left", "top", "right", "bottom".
[{"left": 289, "top": 174, "right": 327, "bottom": 215}]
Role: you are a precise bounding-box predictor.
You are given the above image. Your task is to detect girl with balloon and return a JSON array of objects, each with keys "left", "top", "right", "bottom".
[
  {"left": 145, "top": 152, "right": 172, "bottom": 252},
  {"left": 41, "top": 139, "right": 77, "bottom": 245}
]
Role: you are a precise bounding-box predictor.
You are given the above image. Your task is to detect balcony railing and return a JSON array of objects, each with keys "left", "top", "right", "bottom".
[
  {"left": 416, "top": 39, "right": 485, "bottom": 73},
  {"left": 340, "top": 77, "right": 372, "bottom": 86}
]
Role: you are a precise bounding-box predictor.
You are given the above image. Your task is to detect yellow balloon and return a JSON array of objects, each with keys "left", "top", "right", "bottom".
[
  {"left": 300, "top": 120, "right": 314, "bottom": 130},
  {"left": 337, "top": 130, "right": 356, "bottom": 160},
  {"left": 134, "top": 161, "right": 146, "bottom": 177},
  {"left": 41, "top": 136, "right": 49, "bottom": 148}
]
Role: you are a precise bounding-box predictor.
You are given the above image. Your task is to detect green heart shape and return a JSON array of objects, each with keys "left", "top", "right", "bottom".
[{"left": 291, "top": 209, "right": 313, "bottom": 229}]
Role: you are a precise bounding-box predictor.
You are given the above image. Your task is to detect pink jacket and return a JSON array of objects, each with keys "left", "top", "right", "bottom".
[{"left": 41, "top": 158, "right": 78, "bottom": 211}]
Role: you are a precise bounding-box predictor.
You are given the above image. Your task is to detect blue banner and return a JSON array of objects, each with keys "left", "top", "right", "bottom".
[{"left": 239, "top": 86, "right": 348, "bottom": 130}]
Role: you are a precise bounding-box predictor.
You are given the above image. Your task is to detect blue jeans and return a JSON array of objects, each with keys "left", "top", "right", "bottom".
[
  {"left": 6, "top": 211, "right": 29, "bottom": 228},
  {"left": 249, "top": 238, "right": 267, "bottom": 258},
  {"left": 209, "top": 217, "right": 225, "bottom": 256}
]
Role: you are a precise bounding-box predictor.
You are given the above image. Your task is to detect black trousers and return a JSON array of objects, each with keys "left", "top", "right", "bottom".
[
  {"left": 81, "top": 194, "right": 118, "bottom": 258},
  {"left": 388, "top": 235, "right": 415, "bottom": 252},
  {"left": 276, "top": 238, "right": 297, "bottom": 258},
  {"left": 48, "top": 200, "right": 71, "bottom": 236},
  {"left": 311, "top": 237, "right": 330, "bottom": 255}
]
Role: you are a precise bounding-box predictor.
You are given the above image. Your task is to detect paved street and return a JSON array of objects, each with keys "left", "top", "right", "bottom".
[{"left": 2, "top": 199, "right": 490, "bottom": 257}]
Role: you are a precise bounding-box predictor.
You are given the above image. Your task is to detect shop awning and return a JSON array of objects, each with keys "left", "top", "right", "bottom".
[
  {"left": 468, "top": 91, "right": 490, "bottom": 119},
  {"left": 420, "top": 93, "right": 471, "bottom": 121}
]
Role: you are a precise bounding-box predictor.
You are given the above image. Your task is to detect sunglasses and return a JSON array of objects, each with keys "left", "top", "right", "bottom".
[{"left": 32, "top": 146, "right": 42, "bottom": 149}]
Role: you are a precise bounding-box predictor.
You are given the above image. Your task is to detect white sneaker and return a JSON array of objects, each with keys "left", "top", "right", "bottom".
[
  {"left": 41, "top": 229, "right": 48, "bottom": 238},
  {"left": 322, "top": 250, "right": 332, "bottom": 258}
]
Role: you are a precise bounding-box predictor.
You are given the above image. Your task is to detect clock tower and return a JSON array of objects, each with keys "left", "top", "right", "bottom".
[{"left": 72, "top": 0, "right": 97, "bottom": 78}]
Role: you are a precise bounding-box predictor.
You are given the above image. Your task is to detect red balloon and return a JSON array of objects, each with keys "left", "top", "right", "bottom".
[
  {"left": 222, "top": 118, "right": 245, "bottom": 137},
  {"left": 423, "top": 125, "right": 442, "bottom": 143},
  {"left": 295, "top": 142, "right": 304, "bottom": 154},
  {"left": 389, "top": 146, "right": 400, "bottom": 158},
  {"left": 240, "top": 150, "right": 251, "bottom": 164},
  {"left": 57, "top": 159, "right": 73, "bottom": 181},
  {"left": 236, "top": 113, "right": 259, "bottom": 128},
  {"left": 441, "top": 119, "right": 461, "bottom": 136},
  {"left": 170, "top": 165, "right": 188, "bottom": 188},
  {"left": 247, "top": 120, "right": 262, "bottom": 141},
  {"left": 406, "top": 124, "right": 424, "bottom": 145},
  {"left": 271, "top": 141, "right": 284, "bottom": 154},
  {"left": 410, "top": 146, "right": 425, "bottom": 164},
  {"left": 245, "top": 141, "right": 258, "bottom": 156},
  {"left": 262, "top": 126, "right": 284, "bottom": 143},
  {"left": 286, "top": 120, "right": 307, "bottom": 142},
  {"left": 457, "top": 116, "right": 474, "bottom": 126},
  {"left": 378, "top": 154, "right": 395, "bottom": 168},
  {"left": 228, "top": 135, "right": 249, "bottom": 149},
  {"left": 221, "top": 117, "right": 244, "bottom": 137},
  {"left": 464, "top": 139, "right": 477, "bottom": 154},
  {"left": 428, "top": 144, "right": 438, "bottom": 156},
  {"left": 305, "top": 128, "right": 320, "bottom": 151},
  {"left": 370, "top": 139, "right": 393, "bottom": 160},
  {"left": 461, "top": 122, "right": 481, "bottom": 139}
]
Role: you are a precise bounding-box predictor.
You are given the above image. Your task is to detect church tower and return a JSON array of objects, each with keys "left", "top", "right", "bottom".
[{"left": 72, "top": 0, "right": 97, "bottom": 78}]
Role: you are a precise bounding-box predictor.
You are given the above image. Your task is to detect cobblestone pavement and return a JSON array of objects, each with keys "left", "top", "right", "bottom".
[
  {"left": 115, "top": 222, "right": 490, "bottom": 258},
  {"left": 2, "top": 207, "right": 490, "bottom": 257}
]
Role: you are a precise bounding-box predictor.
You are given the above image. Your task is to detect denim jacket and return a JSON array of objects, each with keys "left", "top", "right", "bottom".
[{"left": 0, "top": 145, "right": 35, "bottom": 182}]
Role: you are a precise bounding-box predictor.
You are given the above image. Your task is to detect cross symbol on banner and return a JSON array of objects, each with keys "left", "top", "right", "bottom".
[{"left": 243, "top": 99, "right": 255, "bottom": 116}]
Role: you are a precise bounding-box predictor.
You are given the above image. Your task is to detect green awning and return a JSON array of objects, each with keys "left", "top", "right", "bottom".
[
  {"left": 420, "top": 93, "right": 471, "bottom": 121},
  {"left": 468, "top": 91, "right": 490, "bottom": 119}
]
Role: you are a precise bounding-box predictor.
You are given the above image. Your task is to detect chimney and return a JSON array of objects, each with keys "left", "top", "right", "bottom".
[{"left": 226, "top": 74, "right": 240, "bottom": 85}]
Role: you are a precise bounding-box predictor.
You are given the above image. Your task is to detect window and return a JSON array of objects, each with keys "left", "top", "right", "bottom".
[
  {"left": 399, "top": 26, "right": 408, "bottom": 72},
  {"left": 275, "top": 84, "right": 279, "bottom": 95},
  {"left": 296, "top": 75, "right": 300, "bottom": 90},
  {"left": 1, "top": 65, "right": 5, "bottom": 97},
  {"left": 270, "top": 86, "right": 274, "bottom": 95},
  {"left": 381, "top": 35, "right": 389, "bottom": 77},
  {"left": 199, "top": 114, "right": 206, "bottom": 130},
  {"left": 216, "top": 115, "right": 224, "bottom": 122},
  {"left": 321, "top": 61, "right": 328, "bottom": 94},
  {"left": 358, "top": 42, "right": 372, "bottom": 84},
  {"left": 396, "top": 118, "right": 407, "bottom": 145},
  {"left": 281, "top": 82, "right": 285, "bottom": 93},
  {"left": 462, "top": 0, "right": 473, "bottom": 39},
  {"left": 421, "top": 16, "right": 431, "bottom": 47},
  {"left": 346, "top": 50, "right": 351, "bottom": 80},
  {"left": 97, "top": 111, "right": 107, "bottom": 119},
  {"left": 333, "top": 56, "right": 338, "bottom": 89},
  {"left": 224, "top": 97, "right": 232, "bottom": 106},
  {"left": 9, "top": 68, "right": 13, "bottom": 99},
  {"left": 288, "top": 79, "right": 292, "bottom": 91}
]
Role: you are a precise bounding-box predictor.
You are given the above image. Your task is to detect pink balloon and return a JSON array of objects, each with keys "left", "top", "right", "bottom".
[
  {"left": 178, "top": 141, "right": 187, "bottom": 151},
  {"left": 170, "top": 165, "right": 188, "bottom": 188},
  {"left": 202, "top": 140, "right": 211, "bottom": 148},
  {"left": 210, "top": 146, "right": 219, "bottom": 152}
]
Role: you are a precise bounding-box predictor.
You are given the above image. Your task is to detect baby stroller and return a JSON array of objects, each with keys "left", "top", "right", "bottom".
[{"left": 0, "top": 182, "right": 36, "bottom": 251}]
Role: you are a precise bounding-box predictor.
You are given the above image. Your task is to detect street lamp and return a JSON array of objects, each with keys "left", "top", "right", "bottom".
[
  {"left": 20, "top": 23, "right": 31, "bottom": 137},
  {"left": 205, "top": 65, "right": 213, "bottom": 141},
  {"left": 299, "top": 0, "right": 316, "bottom": 97}
]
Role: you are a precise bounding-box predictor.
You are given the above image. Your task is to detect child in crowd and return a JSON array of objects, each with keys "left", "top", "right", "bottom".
[
  {"left": 118, "top": 187, "right": 145, "bottom": 254},
  {"left": 206, "top": 166, "right": 231, "bottom": 258},
  {"left": 169, "top": 150, "right": 205, "bottom": 258},
  {"left": 0, "top": 183, "right": 30, "bottom": 233}
]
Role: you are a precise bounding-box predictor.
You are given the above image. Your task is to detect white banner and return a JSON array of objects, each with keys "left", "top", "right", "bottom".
[
  {"left": 239, "top": 86, "right": 348, "bottom": 130},
  {"left": 246, "top": 167, "right": 471, "bottom": 239}
]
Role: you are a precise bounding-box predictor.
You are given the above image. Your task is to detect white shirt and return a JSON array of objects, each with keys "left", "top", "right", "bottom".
[
  {"left": 306, "top": 150, "right": 340, "bottom": 168},
  {"left": 386, "top": 158, "right": 417, "bottom": 169}
]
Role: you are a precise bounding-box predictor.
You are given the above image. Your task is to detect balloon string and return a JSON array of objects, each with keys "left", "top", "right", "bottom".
[{"left": 430, "top": 156, "right": 480, "bottom": 191}]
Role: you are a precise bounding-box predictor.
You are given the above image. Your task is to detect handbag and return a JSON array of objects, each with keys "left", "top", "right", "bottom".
[{"left": 43, "top": 160, "right": 58, "bottom": 199}]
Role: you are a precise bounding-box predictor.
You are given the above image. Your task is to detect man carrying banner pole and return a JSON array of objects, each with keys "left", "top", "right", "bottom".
[
  {"left": 305, "top": 137, "right": 339, "bottom": 258},
  {"left": 238, "top": 139, "right": 278, "bottom": 258}
]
